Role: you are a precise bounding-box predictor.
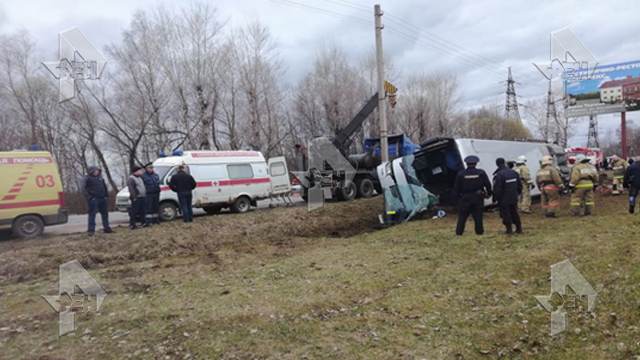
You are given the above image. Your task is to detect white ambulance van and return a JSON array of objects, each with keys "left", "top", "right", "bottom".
[{"left": 116, "top": 151, "right": 291, "bottom": 221}]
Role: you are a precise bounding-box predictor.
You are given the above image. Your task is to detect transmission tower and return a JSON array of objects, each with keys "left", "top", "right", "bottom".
[
  {"left": 587, "top": 114, "right": 600, "bottom": 148},
  {"left": 545, "top": 80, "right": 559, "bottom": 143},
  {"left": 505, "top": 67, "right": 521, "bottom": 122}
]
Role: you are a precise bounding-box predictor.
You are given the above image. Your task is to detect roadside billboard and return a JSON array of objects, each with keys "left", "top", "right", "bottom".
[{"left": 564, "top": 60, "right": 640, "bottom": 117}]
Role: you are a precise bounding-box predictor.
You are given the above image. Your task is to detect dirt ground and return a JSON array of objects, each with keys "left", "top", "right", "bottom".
[
  {"left": 1, "top": 194, "right": 639, "bottom": 359},
  {"left": 0, "top": 198, "right": 384, "bottom": 284}
]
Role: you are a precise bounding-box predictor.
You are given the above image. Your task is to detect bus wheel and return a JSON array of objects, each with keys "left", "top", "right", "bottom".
[
  {"left": 356, "top": 178, "right": 375, "bottom": 198},
  {"left": 159, "top": 202, "right": 178, "bottom": 222},
  {"left": 13, "top": 215, "right": 44, "bottom": 239},
  {"left": 231, "top": 196, "right": 251, "bottom": 213},
  {"left": 203, "top": 206, "right": 222, "bottom": 215},
  {"left": 337, "top": 181, "right": 357, "bottom": 201}
]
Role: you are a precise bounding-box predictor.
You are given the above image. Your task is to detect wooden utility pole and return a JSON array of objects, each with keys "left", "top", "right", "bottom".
[{"left": 374, "top": 4, "right": 388, "bottom": 162}]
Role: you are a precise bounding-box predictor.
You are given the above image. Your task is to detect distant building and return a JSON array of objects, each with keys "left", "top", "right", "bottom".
[
  {"left": 622, "top": 78, "right": 640, "bottom": 102},
  {"left": 600, "top": 76, "right": 640, "bottom": 103}
]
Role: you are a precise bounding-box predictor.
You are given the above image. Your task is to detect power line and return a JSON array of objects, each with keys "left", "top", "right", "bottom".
[
  {"left": 270, "top": 0, "right": 544, "bottom": 101},
  {"left": 272, "top": 0, "right": 506, "bottom": 78},
  {"left": 322, "top": 1, "right": 545, "bottom": 86},
  {"left": 270, "top": 0, "right": 371, "bottom": 24}
]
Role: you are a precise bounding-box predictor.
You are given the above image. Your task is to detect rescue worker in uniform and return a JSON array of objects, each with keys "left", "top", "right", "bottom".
[
  {"left": 624, "top": 159, "right": 640, "bottom": 214},
  {"left": 493, "top": 158, "right": 523, "bottom": 234},
  {"left": 454, "top": 155, "right": 492, "bottom": 236},
  {"left": 610, "top": 155, "right": 629, "bottom": 195},
  {"left": 514, "top": 155, "right": 533, "bottom": 213},
  {"left": 569, "top": 154, "right": 598, "bottom": 216},
  {"left": 536, "top": 155, "right": 563, "bottom": 218}
]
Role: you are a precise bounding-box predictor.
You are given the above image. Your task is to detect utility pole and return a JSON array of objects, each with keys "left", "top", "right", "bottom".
[
  {"left": 505, "top": 67, "right": 521, "bottom": 122},
  {"left": 545, "top": 80, "right": 558, "bottom": 143},
  {"left": 374, "top": 4, "right": 388, "bottom": 162}
]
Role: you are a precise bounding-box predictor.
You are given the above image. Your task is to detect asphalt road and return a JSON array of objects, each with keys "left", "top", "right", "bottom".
[{"left": 0, "top": 196, "right": 303, "bottom": 241}]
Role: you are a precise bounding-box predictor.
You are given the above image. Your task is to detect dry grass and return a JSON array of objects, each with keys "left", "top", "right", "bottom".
[{"left": 1, "top": 194, "right": 639, "bottom": 359}]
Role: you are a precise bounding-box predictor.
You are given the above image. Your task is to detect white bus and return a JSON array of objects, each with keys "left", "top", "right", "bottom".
[
  {"left": 377, "top": 138, "right": 569, "bottom": 215},
  {"left": 116, "top": 151, "right": 291, "bottom": 221}
]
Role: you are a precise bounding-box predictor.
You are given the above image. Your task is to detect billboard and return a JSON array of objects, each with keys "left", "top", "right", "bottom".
[{"left": 564, "top": 60, "right": 640, "bottom": 117}]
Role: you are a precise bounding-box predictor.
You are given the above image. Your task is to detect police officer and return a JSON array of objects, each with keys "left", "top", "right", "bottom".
[
  {"left": 624, "top": 158, "right": 640, "bottom": 214},
  {"left": 143, "top": 164, "right": 161, "bottom": 224},
  {"left": 536, "top": 155, "right": 563, "bottom": 218},
  {"left": 454, "top": 155, "right": 492, "bottom": 236},
  {"left": 493, "top": 157, "right": 523, "bottom": 234},
  {"left": 569, "top": 154, "right": 598, "bottom": 216}
]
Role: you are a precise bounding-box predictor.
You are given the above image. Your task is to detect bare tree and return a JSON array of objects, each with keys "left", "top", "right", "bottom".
[
  {"left": 234, "top": 22, "right": 289, "bottom": 157},
  {"left": 293, "top": 46, "right": 368, "bottom": 152},
  {"left": 155, "top": 2, "right": 225, "bottom": 150}
]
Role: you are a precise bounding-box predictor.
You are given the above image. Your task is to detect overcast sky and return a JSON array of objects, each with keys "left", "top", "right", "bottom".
[{"left": 1, "top": 0, "right": 639, "bottom": 146}]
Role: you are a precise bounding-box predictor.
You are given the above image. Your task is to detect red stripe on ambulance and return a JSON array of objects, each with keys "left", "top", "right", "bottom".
[
  {"left": 219, "top": 178, "right": 270, "bottom": 186},
  {"left": 160, "top": 178, "right": 271, "bottom": 192},
  {"left": 0, "top": 199, "right": 61, "bottom": 210}
]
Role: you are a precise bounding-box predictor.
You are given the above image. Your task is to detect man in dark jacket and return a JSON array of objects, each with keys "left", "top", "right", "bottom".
[
  {"left": 493, "top": 157, "right": 523, "bottom": 234},
  {"left": 127, "top": 166, "right": 147, "bottom": 229},
  {"left": 624, "top": 160, "right": 640, "bottom": 214},
  {"left": 82, "top": 166, "right": 113, "bottom": 235},
  {"left": 454, "top": 155, "right": 492, "bottom": 236},
  {"left": 169, "top": 164, "right": 197, "bottom": 222},
  {"left": 143, "top": 164, "right": 161, "bottom": 224}
]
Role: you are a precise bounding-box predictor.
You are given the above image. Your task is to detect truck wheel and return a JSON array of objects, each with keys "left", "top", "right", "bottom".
[
  {"left": 356, "top": 178, "right": 375, "bottom": 198},
  {"left": 13, "top": 215, "right": 44, "bottom": 239},
  {"left": 203, "top": 206, "right": 222, "bottom": 215},
  {"left": 231, "top": 196, "right": 251, "bottom": 213},
  {"left": 337, "top": 181, "right": 357, "bottom": 201},
  {"left": 159, "top": 202, "right": 178, "bottom": 222}
]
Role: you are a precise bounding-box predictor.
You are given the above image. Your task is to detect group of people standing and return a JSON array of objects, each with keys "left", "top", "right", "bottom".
[
  {"left": 454, "top": 152, "right": 639, "bottom": 236},
  {"left": 81, "top": 163, "right": 197, "bottom": 235},
  {"left": 126, "top": 165, "right": 161, "bottom": 229}
]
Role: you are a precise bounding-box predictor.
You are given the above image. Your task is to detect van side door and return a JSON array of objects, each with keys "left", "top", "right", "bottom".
[{"left": 268, "top": 157, "right": 291, "bottom": 195}]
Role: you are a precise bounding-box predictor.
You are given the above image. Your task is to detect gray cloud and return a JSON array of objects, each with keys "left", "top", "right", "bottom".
[{"left": 2, "top": 0, "right": 639, "bottom": 146}]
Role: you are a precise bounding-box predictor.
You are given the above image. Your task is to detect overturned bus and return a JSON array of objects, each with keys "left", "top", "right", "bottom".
[{"left": 377, "top": 137, "right": 569, "bottom": 223}]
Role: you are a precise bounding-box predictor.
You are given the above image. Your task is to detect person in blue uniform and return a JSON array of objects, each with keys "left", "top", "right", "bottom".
[
  {"left": 454, "top": 155, "right": 492, "bottom": 236},
  {"left": 624, "top": 159, "right": 640, "bottom": 214},
  {"left": 493, "top": 157, "right": 523, "bottom": 234}
]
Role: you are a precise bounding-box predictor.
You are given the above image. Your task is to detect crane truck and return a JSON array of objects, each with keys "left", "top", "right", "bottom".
[{"left": 294, "top": 92, "right": 418, "bottom": 202}]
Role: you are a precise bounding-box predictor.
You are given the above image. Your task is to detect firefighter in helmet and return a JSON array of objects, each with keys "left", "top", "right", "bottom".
[
  {"left": 514, "top": 155, "right": 533, "bottom": 213},
  {"left": 569, "top": 154, "right": 598, "bottom": 216},
  {"left": 610, "top": 154, "right": 629, "bottom": 195},
  {"left": 536, "top": 155, "right": 563, "bottom": 218}
]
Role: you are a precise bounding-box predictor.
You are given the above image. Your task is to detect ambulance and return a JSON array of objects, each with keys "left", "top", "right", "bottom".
[
  {"left": 0, "top": 151, "right": 68, "bottom": 238},
  {"left": 115, "top": 150, "right": 291, "bottom": 221}
]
